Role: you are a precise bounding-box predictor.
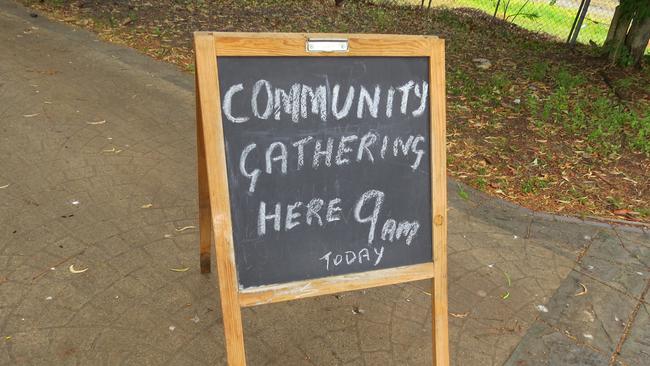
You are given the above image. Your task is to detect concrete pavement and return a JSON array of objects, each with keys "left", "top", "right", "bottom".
[{"left": 1, "top": 1, "right": 648, "bottom": 365}]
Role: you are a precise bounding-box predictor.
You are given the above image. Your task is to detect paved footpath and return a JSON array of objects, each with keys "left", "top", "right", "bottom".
[{"left": 1, "top": 2, "right": 648, "bottom": 365}]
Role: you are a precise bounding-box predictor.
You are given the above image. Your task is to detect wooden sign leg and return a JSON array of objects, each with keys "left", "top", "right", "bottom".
[
  {"left": 196, "top": 71, "right": 213, "bottom": 274},
  {"left": 194, "top": 33, "right": 247, "bottom": 365},
  {"left": 432, "top": 251, "right": 449, "bottom": 366},
  {"left": 430, "top": 38, "right": 450, "bottom": 366}
]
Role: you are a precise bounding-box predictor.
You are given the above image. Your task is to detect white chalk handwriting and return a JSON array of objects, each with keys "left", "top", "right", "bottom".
[{"left": 222, "top": 80, "right": 429, "bottom": 123}]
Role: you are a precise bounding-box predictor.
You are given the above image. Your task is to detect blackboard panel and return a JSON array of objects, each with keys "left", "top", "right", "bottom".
[{"left": 218, "top": 57, "right": 432, "bottom": 289}]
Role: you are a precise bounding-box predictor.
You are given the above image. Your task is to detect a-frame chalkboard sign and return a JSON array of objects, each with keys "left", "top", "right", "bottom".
[{"left": 194, "top": 32, "right": 448, "bottom": 366}]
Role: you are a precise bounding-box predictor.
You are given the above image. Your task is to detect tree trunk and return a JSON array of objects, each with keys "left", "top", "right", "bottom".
[
  {"left": 606, "top": 5, "right": 634, "bottom": 64},
  {"left": 605, "top": 5, "right": 623, "bottom": 43},
  {"left": 626, "top": 14, "right": 650, "bottom": 67}
]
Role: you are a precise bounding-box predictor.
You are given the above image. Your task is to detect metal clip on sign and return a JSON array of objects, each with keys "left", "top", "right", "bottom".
[{"left": 306, "top": 38, "right": 349, "bottom": 52}]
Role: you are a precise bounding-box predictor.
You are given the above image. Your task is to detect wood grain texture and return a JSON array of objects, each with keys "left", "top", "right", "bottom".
[
  {"left": 205, "top": 31, "right": 436, "bottom": 56},
  {"left": 194, "top": 32, "right": 247, "bottom": 366},
  {"left": 196, "top": 70, "right": 212, "bottom": 274},
  {"left": 238, "top": 263, "right": 434, "bottom": 307},
  {"left": 429, "top": 38, "right": 450, "bottom": 366}
]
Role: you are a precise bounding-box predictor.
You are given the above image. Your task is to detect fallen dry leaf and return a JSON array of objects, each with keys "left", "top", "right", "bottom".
[
  {"left": 175, "top": 225, "right": 196, "bottom": 232},
  {"left": 170, "top": 267, "right": 189, "bottom": 272},
  {"left": 574, "top": 282, "right": 588, "bottom": 296},
  {"left": 101, "top": 147, "right": 122, "bottom": 154},
  {"left": 612, "top": 209, "right": 638, "bottom": 216},
  {"left": 450, "top": 312, "right": 469, "bottom": 318},
  {"left": 68, "top": 264, "right": 88, "bottom": 274}
]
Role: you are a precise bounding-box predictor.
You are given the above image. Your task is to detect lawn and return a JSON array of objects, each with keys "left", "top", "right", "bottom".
[
  {"left": 20, "top": 0, "right": 650, "bottom": 224},
  {"left": 451, "top": 0, "right": 608, "bottom": 44},
  {"left": 407, "top": 0, "right": 624, "bottom": 49}
]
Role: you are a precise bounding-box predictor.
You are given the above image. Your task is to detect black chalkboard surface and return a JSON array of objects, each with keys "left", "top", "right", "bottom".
[{"left": 218, "top": 56, "right": 432, "bottom": 289}]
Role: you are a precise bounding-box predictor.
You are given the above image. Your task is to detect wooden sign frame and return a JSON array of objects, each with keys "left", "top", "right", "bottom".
[{"left": 194, "top": 32, "right": 448, "bottom": 366}]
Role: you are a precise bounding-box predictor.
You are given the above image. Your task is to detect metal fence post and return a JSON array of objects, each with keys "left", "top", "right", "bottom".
[
  {"left": 493, "top": 0, "right": 502, "bottom": 18},
  {"left": 568, "top": 0, "right": 591, "bottom": 45}
]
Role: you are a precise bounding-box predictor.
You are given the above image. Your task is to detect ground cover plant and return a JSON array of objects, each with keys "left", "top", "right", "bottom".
[{"left": 20, "top": 0, "right": 650, "bottom": 224}]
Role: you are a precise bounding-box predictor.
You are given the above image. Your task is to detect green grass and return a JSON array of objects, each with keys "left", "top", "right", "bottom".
[
  {"left": 404, "top": 0, "right": 612, "bottom": 46},
  {"left": 457, "top": 183, "right": 470, "bottom": 200},
  {"left": 526, "top": 70, "right": 650, "bottom": 156},
  {"left": 521, "top": 176, "right": 549, "bottom": 194},
  {"left": 528, "top": 61, "right": 549, "bottom": 81}
]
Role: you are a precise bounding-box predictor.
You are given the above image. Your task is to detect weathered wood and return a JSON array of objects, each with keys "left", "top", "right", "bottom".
[
  {"left": 194, "top": 32, "right": 246, "bottom": 366},
  {"left": 204, "top": 31, "right": 436, "bottom": 57},
  {"left": 429, "top": 38, "right": 450, "bottom": 366},
  {"left": 239, "top": 263, "right": 434, "bottom": 307},
  {"left": 196, "top": 70, "right": 212, "bottom": 274}
]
